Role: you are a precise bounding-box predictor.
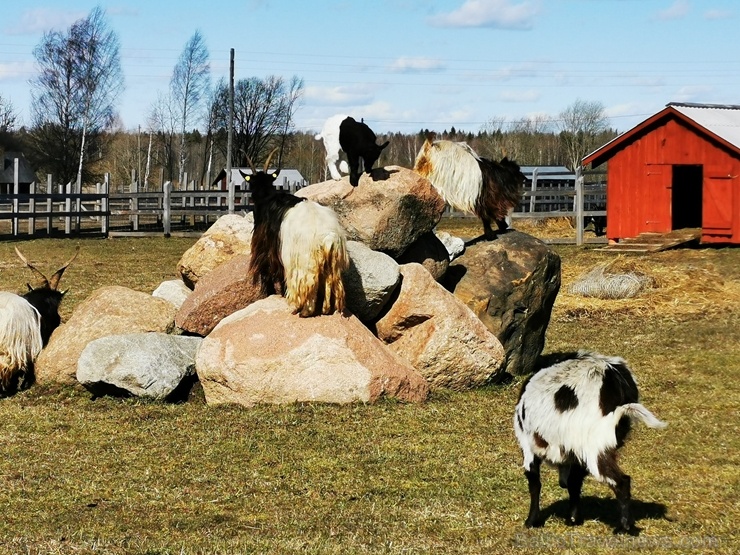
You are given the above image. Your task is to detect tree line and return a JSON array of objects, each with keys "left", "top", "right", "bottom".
[{"left": 0, "top": 7, "right": 617, "bottom": 191}]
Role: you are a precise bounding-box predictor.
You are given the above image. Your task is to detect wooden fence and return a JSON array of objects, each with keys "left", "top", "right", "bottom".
[{"left": 0, "top": 160, "right": 606, "bottom": 245}]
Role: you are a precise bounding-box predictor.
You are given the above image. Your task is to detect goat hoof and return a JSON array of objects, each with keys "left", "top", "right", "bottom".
[{"left": 524, "top": 518, "right": 544, "bottom": 529}]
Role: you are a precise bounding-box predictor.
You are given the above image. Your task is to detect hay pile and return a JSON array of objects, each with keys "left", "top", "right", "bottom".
[
  {"left": 569, "top": 260, "right": 654, "bottom": 299},
  {"left": 556, "top": 249, "right": 740, "bottom": 320}
]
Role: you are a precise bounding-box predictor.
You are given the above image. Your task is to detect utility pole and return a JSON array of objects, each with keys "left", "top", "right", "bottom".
[{"left": 227, "top": 48, "right": 235, "bottom": 213}]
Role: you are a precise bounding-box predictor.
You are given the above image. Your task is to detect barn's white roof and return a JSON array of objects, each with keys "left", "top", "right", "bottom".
[{"left": 669, "top": 102, "right": 740, "bottom": 149}]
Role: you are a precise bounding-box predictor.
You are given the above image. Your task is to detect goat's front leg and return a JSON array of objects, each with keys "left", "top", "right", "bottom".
[
  {"left": 347, "top": 152, "right": 361, "bottom": 186},
  {"left": 326, "top": 152, "right": 343, "bottom": 181},
  {"left": 524, "top": 457, "right": 543, "bottom": 528}
]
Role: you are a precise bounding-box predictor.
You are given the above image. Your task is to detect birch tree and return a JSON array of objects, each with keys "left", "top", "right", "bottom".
[
  {"left": 171, "top": 30, "right": 210, "bottom": 185},
  {"left": 30, "top": 6, "right": 123, "bottom": 187},
  {"left": 558, "top": 99, "right": 609, "bottom": 171}
]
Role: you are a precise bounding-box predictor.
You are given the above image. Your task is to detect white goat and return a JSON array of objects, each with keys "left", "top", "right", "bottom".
[
  {"left": 514, "top": 350, "right": 667, "bottom": 533},
  {"left": 0, "top": 293, "right": 42, "bottom": 394}
]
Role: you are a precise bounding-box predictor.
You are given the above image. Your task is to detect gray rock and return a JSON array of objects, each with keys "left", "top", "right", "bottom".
[
  {"left": 77, "top": 333, "right": 202, "bottom": 400},
  {"left": 152, "top": 279, "right": 192, "bottom": 309},
  {"left": 344, "top": 241, "right": 401, "bottom": 322},
  {"left": 435, "top": 230, "right": 466, "bottom": 261}
]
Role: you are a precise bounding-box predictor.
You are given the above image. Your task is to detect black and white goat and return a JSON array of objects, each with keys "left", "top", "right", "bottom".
[
  {"left": 0, "top": 247, "right": 78, "bottom": 394},
  {"left": 240, "top": 149, "right": 348, "bottom": 317},
  {"left": 514, "top": 351, "right": 667, "bottom": 534},
  {"left": 413, "top": 139, "right": 524, "bottom": 240},
  {"left": 315, "top": 114, "right": 389, "bottom": 187}
]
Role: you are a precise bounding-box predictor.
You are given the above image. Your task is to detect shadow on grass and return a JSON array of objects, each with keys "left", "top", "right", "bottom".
[{"left": 539, "top": 495, "right": 669, "bottom": 535}]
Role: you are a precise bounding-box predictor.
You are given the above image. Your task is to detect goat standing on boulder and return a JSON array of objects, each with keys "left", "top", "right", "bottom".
[
  {"left": 241, "top": 149, "right": 348, "bottom": 317},
  {"left": 0, "top": 247, "right": 78, "bottom": 395},
  {"left": 513, "top": 350, "right": 667, "bottom": 534},
  {"left": 414, "top": 139, "right": 524, "bottom": 240},
  {"left": 315, "top": 114, "right": 389, "bottom": 187}
]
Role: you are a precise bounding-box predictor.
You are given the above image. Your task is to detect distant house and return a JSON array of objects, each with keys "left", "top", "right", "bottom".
[
  {"left": 0, "top": 150, "right": 37, "bottom": 195},
  {"left": 211, "top": 167, "right": 307, "bottom": 194},
  {"left": 583, "top": 102, "right": 740, "bottom": 245}
]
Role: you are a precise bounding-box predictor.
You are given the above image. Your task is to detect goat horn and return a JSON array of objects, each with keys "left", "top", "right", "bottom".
[
  {"left": 15, "top": 247, "right": 50, "bottom": 289},
  {"left": 240, "top": 149, "right": 257, "bottom": 174},
  {"left": 49, "top": 246, "right": 80, "bottom": 291},
  {"left": 263, "top": 147, "right": 279, "bottom": 173}
]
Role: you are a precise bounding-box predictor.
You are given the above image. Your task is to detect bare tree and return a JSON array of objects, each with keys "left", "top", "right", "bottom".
[
  {"left": 0, "top": 94, "right": 18, "bottom": 132},
  {"left": 171, "top": 30, "right": 210, "bottom": 185},
  {"left": 30, "top": 6, "right": 123, "bottom": 187},
  {"left": 209, "top": 75, "right": 304, "bottom": 167},
  {"left": 558, "top": 99, "right": 609, "bottom": 170}
]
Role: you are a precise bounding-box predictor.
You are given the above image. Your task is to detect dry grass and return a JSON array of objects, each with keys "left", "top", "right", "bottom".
[{"left": 0, "top": 230, "right": 738, "bottom": 554}]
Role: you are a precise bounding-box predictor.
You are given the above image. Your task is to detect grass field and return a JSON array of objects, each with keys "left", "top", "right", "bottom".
[{"left": 0, "top": 221, "right": 738, "bottom": 554}]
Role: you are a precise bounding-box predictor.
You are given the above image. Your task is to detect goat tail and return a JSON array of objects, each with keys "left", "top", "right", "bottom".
[
  {"left": 618, "top": 403, "right": 668, "bottom": 429},
  {"left": 281, "top": 201, "right": 348, "bottom": 317}
]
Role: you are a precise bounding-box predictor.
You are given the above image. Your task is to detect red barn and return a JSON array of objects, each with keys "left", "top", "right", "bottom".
[{"left": 583, "top": 102, "right": 740, "bottom": 245}]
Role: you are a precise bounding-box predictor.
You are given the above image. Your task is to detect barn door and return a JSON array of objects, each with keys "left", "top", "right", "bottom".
[
  {"left": 644, "top": 164, "right": 673, "bottom": 233},
  {"left": 672, "top": 165, "right": 703, "bottom": 230},
  {"left": 703, "top": 168, "right": 736, "bottom": 235}
]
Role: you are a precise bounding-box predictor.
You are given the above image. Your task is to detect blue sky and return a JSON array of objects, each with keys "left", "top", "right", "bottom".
[{"left": 1, "top": 0, "right": 738, "bottom": 135}]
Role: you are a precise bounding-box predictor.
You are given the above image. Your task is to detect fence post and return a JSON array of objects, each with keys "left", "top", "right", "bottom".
[
  {"left": 131, "top": 174, "right": 139, "bottom": 231},
  {"left": 46, "top": 174, "right": 53, "bottom": 234},
  {"left": 12, "top": 159, "right": 19, "bottom": 236},
  {"left": 228, "top": 171, "right": 235, "bottom": 214},
  {"left": 163, "top": 181, "right": 172, "bottom": 237},
  {"left": 102, "top": 173, "right": 109, "bottom": 236},
  {"left": 28, "top": 181, "right": 36, "bottom": 236},
  {"left": 65, "top": 182, "right": 72, "bottom": 235},
  {"left": 529, "top": 167, "right": 538, "bottom": 213},
  {"left": 575, "top": 167, "right": 584, "bottom": 246}
]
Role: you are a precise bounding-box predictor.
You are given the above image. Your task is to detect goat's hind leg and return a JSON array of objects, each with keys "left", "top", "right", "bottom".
[
  {"left": 524, "top": 456, "right": 544, "bottom": 528},
  {"left": 600, "top": 456, "right": 635, "bottom": 534},
  {"left": 564, "top": 463, "right": 587, "bottom": 526}
]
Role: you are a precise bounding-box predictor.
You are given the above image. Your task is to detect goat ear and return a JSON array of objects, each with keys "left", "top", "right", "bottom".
[
  {"left": 238, "top": 169, "right": 249, "bottom": 180},
  {"left": 380, "top": 141, "right": 390, "bottom": 150}
]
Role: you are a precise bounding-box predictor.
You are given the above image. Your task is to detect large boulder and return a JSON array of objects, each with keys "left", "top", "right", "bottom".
[
  {"left": 376, "top": 263, "right": 506, "bottom": 390},
  {"left": 35, "top": 286, "right": 177, "bottom": 384},
  {"left": 177, "top": 212, "right": 254, "bottom": 288},
  {"left": 442, "top": 230, "right": 561, "bottom": 376},
  {"left": 396, "top": 231, "right": 450, "bottom": 281},
  {"left": 296, "top": 166, "right": 446, "bottom": 258},
  {"left": 77, "top": 333, "right": 202, "bottom": 400},
  {"left": 196, "top": 296, "right": 429, "bottom": 407},
  {"left": 344, "top": 241, "right": 401, "bottom": 322},
  {"left": 175, "top": 254, "right": 263, "bottom": 336}
]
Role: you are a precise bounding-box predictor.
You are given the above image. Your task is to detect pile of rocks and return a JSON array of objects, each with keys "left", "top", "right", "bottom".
[{"left": 35, "top": 166, "right": 561, "bottom": 407}]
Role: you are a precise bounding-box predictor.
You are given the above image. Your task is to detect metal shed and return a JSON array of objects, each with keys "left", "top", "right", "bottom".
[{"left": 582, "top": 102, "right": 740, "bottom": 245}]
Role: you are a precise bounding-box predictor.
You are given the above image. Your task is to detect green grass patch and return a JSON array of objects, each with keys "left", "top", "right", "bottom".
[{"left": 0, "top": 235, "right": 738, "bottom": 554}]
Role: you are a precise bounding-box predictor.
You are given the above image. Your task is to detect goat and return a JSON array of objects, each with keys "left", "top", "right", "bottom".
[
  {"left": 0, "top": 247, "right": 78, "bottom": 395},
  {"left": 413, "top": 139, "right": 524, "bottom": 240},
  {"left": 513, "top": 350, "right": 667, "bottom": 534},
  {"left": 315, "top": 114, "right": 389, "bottom": 187},
  {"left": 240, "top": 149, "right": 348, "bottom": 317}
]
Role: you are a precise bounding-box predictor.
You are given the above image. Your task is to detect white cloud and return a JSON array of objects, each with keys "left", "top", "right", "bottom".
[
  {"left": 4, "top": 8, "right": 87, "bottom": 35},
  {"left": 654, "top": 0, "right": 690, "bottom": 21},
  {"left": 389, "top": 57, "right": 446, "bottom": 73},
  {"left": 673, "top": 85, "right": 714, "bottom": 102},
  {"left": 304, "top": 85, "right": 376, "bottom": 106},
  {"left": 0, "top": 61, "right": 35, "bottom": 81},
  {"left": 703, "top": 8, "right": 733, "bottom": 20},
  {"left": 427, "top": 0, "right": 540, "bottom": 30}
]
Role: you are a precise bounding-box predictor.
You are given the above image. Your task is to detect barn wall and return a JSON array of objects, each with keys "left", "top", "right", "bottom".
[{"left": 606, "top": 117, "right": 740, "bottom": 243}]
